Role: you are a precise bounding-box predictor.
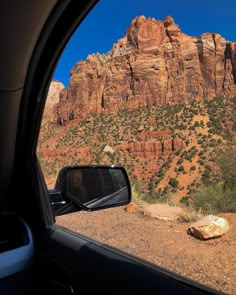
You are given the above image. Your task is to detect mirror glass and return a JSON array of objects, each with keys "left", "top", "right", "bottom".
[{"left": 67, "top": 167, "right": 130, "bottom": 209}]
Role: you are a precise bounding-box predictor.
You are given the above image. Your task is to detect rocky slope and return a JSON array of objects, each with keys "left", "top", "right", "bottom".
[
  {"left": 50, "top": 15, "right": 236, "bottom": 124},
  {"left": 39, "top": 95, "right": 235, "bottom": 199}
]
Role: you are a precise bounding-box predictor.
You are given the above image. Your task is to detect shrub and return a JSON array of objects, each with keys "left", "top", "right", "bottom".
[
  {"left": 177, "top": 158, "right": 184, "bottom": 165},
  {"left": 197, "top": 139, "right": 203, "bottom": 144},
  {"left": 198, "top": 150, "right": 204, "bottom": 156},
  {"left": 178, "top": 165, "right": 185, "bottom": 172},
  {"left": 176, "top": 148, "right": 182, "bottom": 156},
  {"left": 216, "top": 149, "right": 236, "bottom": 187},
  {"left": 169, "top": 177, "right": 179, "bottom": 188},
  {"left": 162, "top": 186, "right": 169, "bottom": 196},
  {"left": 178, "top": 208, "right": 203, "bottom": 223},
  {"left": 185, "top": 139, "right": 190, "bottom": 145},
  {"left": 192, "top": 185, "right": 236, "bottom": 213},
  {"left": 181, "top": 151, "right": 187, "bottom": 157},
  {"left": 190, "top": 165, "right": 196, "bottom": 171},
  {"left": 198, "top": 159, "right": 204, "bottom": 166},
  {"left": 180, "top": 196, "right": 190, "bottom": 206}
]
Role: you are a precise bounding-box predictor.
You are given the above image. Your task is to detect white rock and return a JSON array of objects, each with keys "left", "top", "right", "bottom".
[
  {"left": 187, "top": 215, "right": 229, "bottom": 240},
  {"left": 103, "top": 145, "right": 115, "bottom": 154}
]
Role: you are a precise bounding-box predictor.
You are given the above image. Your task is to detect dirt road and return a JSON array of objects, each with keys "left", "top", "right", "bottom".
[{"left": 57, "top": 207, "right": 236, "bottom": 294}]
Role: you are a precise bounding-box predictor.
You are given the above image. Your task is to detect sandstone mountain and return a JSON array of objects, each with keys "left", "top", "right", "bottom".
[
  {"left": 50, "top": 15, "right": 236, "bottom": 124},
  {"left": 39, "top": 16, "right": 236, "bottom": 200}
]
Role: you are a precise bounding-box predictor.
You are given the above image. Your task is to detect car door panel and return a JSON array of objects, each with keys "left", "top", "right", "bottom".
[{"left": 37, "top": 225, "right": 221, "bottom": 295}]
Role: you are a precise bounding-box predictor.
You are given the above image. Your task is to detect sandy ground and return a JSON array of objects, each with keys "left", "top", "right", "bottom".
[{"left": 57, "top": 207, "right": 236, "bottom": 294}]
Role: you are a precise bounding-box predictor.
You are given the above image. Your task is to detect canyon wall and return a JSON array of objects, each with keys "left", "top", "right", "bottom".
[{"left": 48, "top": 16, "right": 236, "bottom": 123}]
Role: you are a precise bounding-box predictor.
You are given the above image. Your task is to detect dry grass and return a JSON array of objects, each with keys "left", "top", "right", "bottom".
[{"left": 177, "top": 208, "right": 203, "bottom": 223}]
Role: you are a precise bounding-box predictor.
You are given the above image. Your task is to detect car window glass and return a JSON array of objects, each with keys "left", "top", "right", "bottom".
[{"left": 37, "top": 1, "right": 236, "bottom": 294}]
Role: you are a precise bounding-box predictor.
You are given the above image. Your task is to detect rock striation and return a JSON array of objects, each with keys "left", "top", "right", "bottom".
[
  {"left": 47, "top": 15, "right": 236, "bottom": 124},
  {"left": 115, "top": 138, "right": 184, "bottom": 158}
]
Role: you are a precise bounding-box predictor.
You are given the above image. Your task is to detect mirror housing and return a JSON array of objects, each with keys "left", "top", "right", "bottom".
[
  {"left": 49, "top": 165, "right": 132, "bottom": 216},
  {"left": 48, "top": 189, "right": 78, "bottom": 216}
]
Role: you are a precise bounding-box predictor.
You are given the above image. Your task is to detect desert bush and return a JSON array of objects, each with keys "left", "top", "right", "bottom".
[
  {"left": 197, "top": 139, "right": 203, "bottom": 144},
  {"left": 190, "top": 165, "right": 196, "bottom": 171},
  {"left": 192, "top": 185, "right": 236, "bottom": 213},
  {"left": 177, "top": 157, "right": 184, "bottom": 165},
  {"left": 169, "top": 177, "right": 179, "bottom": 188},
  {"left": 216, "top": 148, "right": 236, "bottom": 187},
  {"left": 178, "top": 165, "right": 185, "bottom": 172},
  {"left": 198, "top": 159, "right": 204, "bottom": 166},
  {"left": 178, "top": 208, "right": 203, "bottom": 223},
  {"left": 144, "top": 193, "right": 170, "bottom": 204},
  {"left": 198, "top": 150, "right": 204, "bottom": 156},
  {"left": 176, "top": 148, "right": 182, "bottom": 156},
  {"left": 201, "top": 166, "right": 211, "bottom": 184}
]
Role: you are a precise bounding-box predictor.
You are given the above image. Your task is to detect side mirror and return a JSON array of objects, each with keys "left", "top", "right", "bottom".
[{"left": 49, "top": 165, "right": 132, "bottom": 216}]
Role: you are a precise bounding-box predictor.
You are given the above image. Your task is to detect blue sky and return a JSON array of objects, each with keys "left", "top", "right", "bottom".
[{"left": 53, "top": 0, "right": 236, "bottom": 86}]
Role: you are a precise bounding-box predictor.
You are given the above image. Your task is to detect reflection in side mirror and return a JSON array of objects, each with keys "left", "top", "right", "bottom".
[
  {"left": 51, "top": 165, "right": 131, "bottom": 215},
  {"left": 67, "top": 167, "right": 130, "bottom": 209}
]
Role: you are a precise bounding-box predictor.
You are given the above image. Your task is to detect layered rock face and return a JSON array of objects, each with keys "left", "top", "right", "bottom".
[
  {"left": 50, "top": 15, "right": 236, "bottom": 123},
  {"left": 115, "top": 138, "right": 184, "bottom": 158}
]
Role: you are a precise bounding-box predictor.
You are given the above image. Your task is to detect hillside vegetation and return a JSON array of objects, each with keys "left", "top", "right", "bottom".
[{"left": 38, "top": 96, "right": 236, "bottom": 213}]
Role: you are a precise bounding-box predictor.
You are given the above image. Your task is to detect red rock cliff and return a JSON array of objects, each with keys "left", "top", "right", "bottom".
[
  {"left": 116, "top": 138, "right": 184, "bottom": 158},
  {"left": 50, "top": 16, "right": 236, "bottom": 122}
]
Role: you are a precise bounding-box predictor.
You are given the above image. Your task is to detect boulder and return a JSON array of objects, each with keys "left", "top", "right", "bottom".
[
  {"left": 103, "top": 145, "right": 115, "bottom": 154},
  {"left": 124, "top": 203, "right": 141, "bottom": 213},
  {"left": 187, "top": 215, "right": 230, "bottom": 240},
  {"left": 138, "top": 125, "right": 145, "bottom": 132}
]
